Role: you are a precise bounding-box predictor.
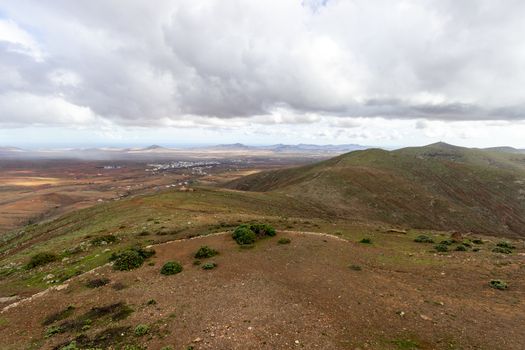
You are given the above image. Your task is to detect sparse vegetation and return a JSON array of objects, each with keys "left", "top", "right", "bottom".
[
  {"left": 202, "top": 262, "right": 217, "bottom": 270},
  {"left": 359, "top": 238, "right": 372, "bottom": 244},
  {"left": 492, "top": 247, "right": 512, "bottom": 254},
  {"left": 496, "top": 241, "right": 516, "bottom": 250},
  {"left": 43, "top": 305, "right": 75, "bottom": 326},
  {"left": 278, "top": 237, "right": 291, "bottom": 244},
  {"left": 160, "top": 261, "right": 183, "bottom": 275},
  {"left": 45, "top": 325, "right": 64, "bottom": 338},
  {"left": 86, "top": 278, "right": 110, "bottom": 288},
  {"left": 349, "top": 264, "right": 362, "bottom": 271},
  {"left": 111, "top": 247, "right": 155, "bottom": 271},
  {"left": 90, "top": 235, "right": 118, "bottom": 246},
  {"left": 455, "top": 245, "right": 467, "bottom": 251},
  {"left": 434, "top": 244, "right": 449, "bottom": 252},
  {"left": 194, "top": 246, "right": 218, "bottom": 259},
  {"left": 472, "top": 239, "right": 484, "bottom": 244},
  {"left": 134, "top": 324, "right": 150, "bottom": 336},
  {"left": 414, "top": 235, "right": 434, "bottom": 243},
  {"left": 26, "top": 252, "right": 57, "bottom": 269},
  {"left": 489, "top": 280, "right": 508, "bottom": 290}
]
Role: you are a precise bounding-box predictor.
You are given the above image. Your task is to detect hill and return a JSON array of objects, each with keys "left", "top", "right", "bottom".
[{"left": 227, "top": 143, "right": 525, "bottom": 237}]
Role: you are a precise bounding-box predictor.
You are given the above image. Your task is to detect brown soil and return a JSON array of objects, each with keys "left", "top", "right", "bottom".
[{"left": 1, "top": 232, "right": 524, "bottom": 350}]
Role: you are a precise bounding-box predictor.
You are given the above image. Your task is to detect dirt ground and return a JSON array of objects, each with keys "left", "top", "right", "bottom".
[{"left": 1, "top": 231, "right": 524, "bottom": 350}]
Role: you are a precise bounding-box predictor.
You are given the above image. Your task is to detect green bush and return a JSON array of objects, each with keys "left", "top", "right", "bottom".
[
  {"left": 110, "top": 247, "right": 155, "bottom": 271},
  {"left": 455, "top": 245, "right": 467, "bottom": 251},
  {"left": 492, "top": 247, "right": 512, "bottom": 254},
  {"left": 147, "top": 299, "right": 157, "bottom": 305},
  {"left": 489, "top": 280, "right": 508, "bottom": 290},
  {"left": 249, "top": 223, "right": 276, "bottom": 237},
  {"left": 496, "top": 241, "right": 516, "bottom": 250},
  {"left": 194, "top": 246, "right": 218, "bottom": 259},
  {"left": 202, "top": 262, "right": 217, "bottom": 270},
  {"left": 45, "top": 325, "right": 64, "bottom": 338},
  {"left": 439, "top": 239, "right": 454, "bottom": 245},
  {"left": 59, "top": 341, "right": 79, "bottom": 350},
  {"left": 26, "top": 252, "right": 58, "bottom": 269},
  {"left": 434, "top": 244, "right": 449, "bottom": 252},
  {"left": 232, "top": 226, "right": 257, "bottom": 245},
  {"left": 112, "top": 250, "right": 144, "bottom": 271},
  {"left": 160, "top": 261, "right": 183, "bottom": 275},
  {"left": 414, "top": 235, "right": 434, "bottom": 243},
  {"left": 134, "top": 324, "right": 150, "bottom": 336},
  {"left": 472, "top": 239, "right": 484, "bottom": 244},
  {"left": 91, "top": 235, "right": 118, "bottom": 246},
  {"left": 278, "top": 238, "right": 291, "bottom": 244},
  {"left": 359, "top": 238, "right": 372, "bottom": 244}
]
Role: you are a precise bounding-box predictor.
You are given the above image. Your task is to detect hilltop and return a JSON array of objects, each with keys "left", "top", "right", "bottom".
[{"left": 227, "top": 143, "right": 525, "bottom": 236}]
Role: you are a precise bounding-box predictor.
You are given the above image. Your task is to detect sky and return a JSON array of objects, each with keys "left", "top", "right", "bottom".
[{"left": 1, "top": 0, "right": 525, "bottom": 148}]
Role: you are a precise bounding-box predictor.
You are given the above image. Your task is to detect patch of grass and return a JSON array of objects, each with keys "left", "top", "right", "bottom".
[
  {"left": 391, "top": 339, "right": 420, "bottom": 349},
  {"left": 359, "top": 238, "right": 372, "bottom": 244},
  {"left": 43, "top": 305, "right": 75, "bottom": 326},
  {"left": 160, "top": 261, "right": 183, "bottom": 275},
  {"left": 90, "top": 235, "right": 118, "bottom": 246},
  {"left": 202, "top": 262, "right": 217, "bottom": 270},
  {"left": 134, "top": 324, "right": 150, "bottom": 337},
  {"left": 277, "top": 237, "right": 291, "bottom": 244},
  {"left": 26, "top": 252, "right": 58, "bottom": 269},
  {"left": 414, "top": 235, "right": 434, "bottom": 243},
  {"left": 489, "top": 280, "right": 508, "bottom": 290},
  {"left": 194, "top": 246, "right": 218, "bottom": 259},
  {"left": 85, "top": 278, "right": 110, "bottom": 288},
  {"left": 45, "top": 325, "right": 64, "bottom": 338},
  {"left": 492, "top": 247, "right": 512, "bottom": 254},
  {"left": 434, "top": 244, "right": 449, "bottom": 252}
]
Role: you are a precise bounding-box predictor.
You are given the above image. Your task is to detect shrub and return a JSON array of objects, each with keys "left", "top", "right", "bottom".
[
  {"left": 194, "top": 246, "right": 218, "bottom": 259},
  {"left": 112, "top": 250, "right": 144, "bottom": 271},
  {"left": 202, "top": 262, "right": 217, "bottom": 270},
  {"left": 45, "top": 325, "right": 64, "bottom": 338},
  {"left": 91, "top": 235, "right": 118, "bottom": 246},
  {"left": 349, "top": 264, "right": 362, "bottom": 271},
  {"left": 489, "top": 280, "right": 508, "bottom": 290},
  {"left": 249, "top": 223, "right": 276, "bottom": 237},
  {"left": 160, "top": 261, "right": 183, "bottom": 275},
  {"left": 110, "top": 247, "right": 155, "bottom": 271},
  {"left": 472, "top": 239, "right": 484, "bottom": 244},
  {"left": 472, "top": 248, "right": 480, "bottom": 252},
  {"left": 43, "top": 306, "right": 75, "bottom": 326},
  {"left": 193, "top": 260, "right": 201, "bottom": 265},
  {"left": 496, "top": 241, "right": 516, "bottom": 250},
  {"left": 439, "top": 239, "right": 454, "bottom": 245},
  {"left": 455, "top": 245, "right": 467, "bottom": 251},
  {"left": 492, "top": 247, "right": 512, "bottom": 254},
  {"left": 434, "top": 244, "right": 448, "bottom": 252},
  {"left": 86, "top": 278, "right": 110, "bottom": 288},
  {"left": 232, "top": 226, "right": 256, "bottom": 245},
  {"left": 60, "top": 341, "right": 79, "bottom": 350},
  {"left": 26, "top": 252, "right": 57, "bottom": 269},
  {"left": 134, "top": 324, "right": 150, "bottom": 337},
  {"left": 147, "top": 299, "right": 157, "bottom": 305},
  {"left": 278, "top": 238, "right": 291, "bottom": 244},
  {"left": 414, "top": 235, "right": 434, "bottom": 243},
  {"left": 359, "top": 238, "right": 372, "bottom": 244}
]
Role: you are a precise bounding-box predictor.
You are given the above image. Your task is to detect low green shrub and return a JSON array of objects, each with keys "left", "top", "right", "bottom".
[
  {"left": 147, "top": 299, "right": 157, "bottom": 305},
  {"left": 249, "top": 223, "right": 276, "bottom": 237},
  {"left": 91, "top": 235, "right": 118, "bottom": 246},
  {"left": 434, "top": 244, "right": 449, "bottom": 252},
  {"left": 112, "top": 250, "right": 144, "bottom": 271},
  {"left": 439, "top": 239, "right": 454, "bottom": 246},
  {"left": 359, "top": 238, "right": 372, "bottom": 244},
  {"left": 134, "top": 324, "right": 149, "bottom": 336},
  {"left": 26, "top": 252, "right": 58, "bottom": 269},
  {"left": 472, "top": 239, "right": 484, "bottom": 244},
  {"left": 489, "top": 280, "right": 508, "bottom": 290},
  {"left": 201, "top": 262, "right": 217, "bottom": 270},
  {"left": 492, "top": 247, "right": 512, "bottom": 254},
  {"left": 455, "top": 245, "right": 467, "bottom": 251},
  {"left": 496, "top": 241, "right": 516, "bottom": 250},
  {"left": 45, "top": 325, "right": 64, "bottom": 338},
  {"left": 194, "top": 246, "right": 218, "bottom": 259},
  {"left": 414, "top": 235, "right": 434, "bottom": 243},
  {"left": 160, "top": 261, "right": 183, "bottom": 275},
  {"left": 232, "top": 226, "right": 257, "bottom": 245},
  {"left": 278, "top": 238, "right": 291, "bottom": 244}
]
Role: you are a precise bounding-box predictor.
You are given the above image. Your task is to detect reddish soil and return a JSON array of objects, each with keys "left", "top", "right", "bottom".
[{"left": 1, "top": 232, "right": 524, "bottom": 350}]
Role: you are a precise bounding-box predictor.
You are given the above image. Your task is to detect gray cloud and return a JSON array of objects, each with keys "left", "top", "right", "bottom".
[{"left": 0, "top": 0, "right": 525, "bottom": 128}]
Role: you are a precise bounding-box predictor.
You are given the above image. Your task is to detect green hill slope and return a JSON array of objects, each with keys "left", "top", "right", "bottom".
[{"left": 227, "top": 143, "right": 525, "bottom": 236}]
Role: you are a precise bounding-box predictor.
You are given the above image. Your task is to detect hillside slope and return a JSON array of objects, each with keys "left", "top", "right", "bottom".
[{"left": 227, "top": 143, "right": 525, "bottom": 237}]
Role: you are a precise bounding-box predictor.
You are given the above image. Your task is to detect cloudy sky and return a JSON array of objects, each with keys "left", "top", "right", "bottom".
[{"left": 1, "top": 0, "right": 525, "bottom": 148}]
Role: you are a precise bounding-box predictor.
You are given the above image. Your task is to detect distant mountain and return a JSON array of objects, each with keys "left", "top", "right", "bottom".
[{"left": 227, "top": 142, "right": 525, "bottom": 237}]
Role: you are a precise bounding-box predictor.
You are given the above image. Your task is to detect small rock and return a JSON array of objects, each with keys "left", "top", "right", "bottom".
[
  {"left": 193, "top": 337, "right": 202, "bottom": 343},
  {"left": 295, "top": 340, "right": 300, "bottom": 344},
  {"left": 420, "top": 314, "right": 432, "bottom": 321}
]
